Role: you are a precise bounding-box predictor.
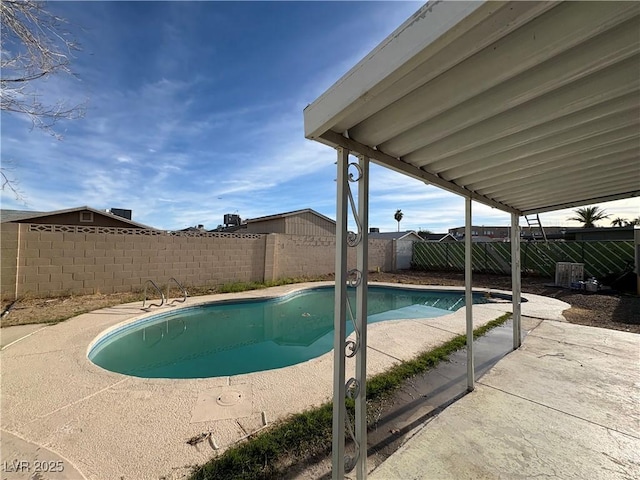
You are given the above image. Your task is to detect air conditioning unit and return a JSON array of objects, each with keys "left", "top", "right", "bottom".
[
  {"left": 224, "top": 214, "right": 241, "bottom": 226},
  {"left": 555, "top": 262, "right": 584, "bottom": 288}
]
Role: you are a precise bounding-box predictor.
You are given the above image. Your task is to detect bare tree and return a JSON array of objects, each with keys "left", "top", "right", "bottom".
[
  {"left": 1, "top": 0, "right": 85, "bottom": 201},
  {"left": 1, "top": 0, "right": 85, "bottom": 135},
  {"left": 0, "top": 161, "right": 26, "bottom": 203}
]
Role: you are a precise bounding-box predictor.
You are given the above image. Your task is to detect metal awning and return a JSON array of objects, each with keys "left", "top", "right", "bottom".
[
  {"left": 303, "top": 2, "right": 639, "bottom": 479},
  {"left": 304, "top": 1, "right": 640, "bottom": 215}
]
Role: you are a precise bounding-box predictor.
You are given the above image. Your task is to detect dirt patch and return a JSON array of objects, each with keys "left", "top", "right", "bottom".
[
  {"left": 0, "top": 292, "right": 144, "bottom": 327},
  {"left": 2, "top": 271, "right": 638, "bottom": 333},
  {"left": 368, "top": 271, "right": 640, "bottom": 334}
]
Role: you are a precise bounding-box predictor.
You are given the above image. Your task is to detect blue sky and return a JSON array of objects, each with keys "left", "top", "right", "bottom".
[{"left": 1, "top": 1, "right": 637, "bottom": 232}]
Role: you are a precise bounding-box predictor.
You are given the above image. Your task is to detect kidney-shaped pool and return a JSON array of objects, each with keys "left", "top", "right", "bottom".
[{"left": 88, "top": 286, "right": 500, "bottom": 379}]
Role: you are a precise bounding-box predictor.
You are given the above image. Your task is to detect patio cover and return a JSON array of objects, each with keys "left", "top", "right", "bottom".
[
  {"left": 303, "top": 1, "right": 639, "bottom": 479},
  {"left": 304, "top": 1, "right": 639, "bottom": 214}
]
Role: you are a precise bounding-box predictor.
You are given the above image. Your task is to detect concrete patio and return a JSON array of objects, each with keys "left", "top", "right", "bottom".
[
  {"left": 2, "top": 282, "right": 633, "bottom": 479},
  {"left": 370, "top": 319, "right": 640, "bottom": 480}
]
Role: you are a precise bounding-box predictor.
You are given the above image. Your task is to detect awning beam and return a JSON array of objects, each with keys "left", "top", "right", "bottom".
[{"left": 320, "top": 130, "right": 521, "bottom": 215}]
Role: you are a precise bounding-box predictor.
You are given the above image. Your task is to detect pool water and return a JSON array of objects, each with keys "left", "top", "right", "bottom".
[{"left": 89, "top": 286, "right": 490, "bottom": 379}]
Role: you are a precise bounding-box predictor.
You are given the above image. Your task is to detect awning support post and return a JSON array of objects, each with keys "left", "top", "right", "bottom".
[
  {"left": 333, "top": 149, "right": 369, "bottom": 479},
  {"left": 465, "top": 197, "right": 474, "bottom": 392},
  {"left": 332, "top": 147, "right": 349, "bottom": 480},
  {"left": 511, "top": 213, "right": 522, "bottom": 349},
  {"left": 355, "top": 155, "right": 369, "bottom": 479}
]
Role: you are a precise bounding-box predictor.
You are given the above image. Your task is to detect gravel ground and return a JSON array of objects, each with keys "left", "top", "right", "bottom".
[{"left": 1, "top": 271, "right": 638, "bottom": 333}]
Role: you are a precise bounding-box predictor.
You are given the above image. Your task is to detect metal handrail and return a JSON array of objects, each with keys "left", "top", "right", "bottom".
[
  {"left": 166, "top": 317, "right": 187, "bottom": 339},
  {"left": 143, "top": 279, "right": 165, "bottom": 308},
  {"left": 142, "top": 324, "right": 163, "bottom": 347},
  {"left": 167, "top": 277, "right": 188, "bottom": 304}
]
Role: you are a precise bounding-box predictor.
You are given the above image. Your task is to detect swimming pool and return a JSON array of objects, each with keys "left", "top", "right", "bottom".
[{"left": 88, "top": 286, "right": 493, "bottom": 379}]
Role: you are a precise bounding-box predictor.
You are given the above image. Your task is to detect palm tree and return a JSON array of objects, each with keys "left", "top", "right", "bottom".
[
  {"left": 629, "top": 217, "right": 640, "bottom": 226},
  {"left": 394, "top": 209, "right": 403, "bottom": 232},
  {"left": 611, "top": 217, "right": 628, "bottom": 227},
  {"left": 567, "top": 206, "right": 609, "bottom": 228}
]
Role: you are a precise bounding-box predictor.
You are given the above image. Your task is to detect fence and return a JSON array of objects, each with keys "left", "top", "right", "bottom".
[
  {"left": 412, "top": 240, "right": 635, "bottom": 279},
  {"left": 0, "top": 224, "right": 395, "bottom": 300}
]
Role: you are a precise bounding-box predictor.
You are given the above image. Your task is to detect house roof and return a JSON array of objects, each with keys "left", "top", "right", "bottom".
[
  {"left": 303, "top": 1, "right": 640, "bottom": 216},
  {"left": 368, "top": 230, "right": 423, "bottom": 241},
  {"left": 0, "top": 209, "right": 47, "bottom": 223},
  {"left": 419, "top": 232, "right": 457, "bottom": 242},
  {"left": 246, "top": 208, "right": 335, "bottom": 225},
  {"left": 563, "top": 225, "right": 635, "bottom": 234},
  {"left": 0, "top": 206, "right": 156, "bottom": 229}
]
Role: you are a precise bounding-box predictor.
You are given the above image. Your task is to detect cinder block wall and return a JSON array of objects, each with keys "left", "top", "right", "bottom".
[
  {"left": 266, "top": 234, "right": 393, "bottom": 281},
  {"left": 4, "top": 226, "right": 266, "bottom": 299},
  {"left": 2, "top": 225, "right": 394, "bottom": 300},
  {"left": 1, "top": 223, "right": 19, "bottom": 299}
]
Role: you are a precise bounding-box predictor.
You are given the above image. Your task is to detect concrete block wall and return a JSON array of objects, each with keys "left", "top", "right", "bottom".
[
  {"left": 266, "top": 234, "right": 394, "bottom": 281},
  {"left": 3, "top": 225, "right": 266, "bottom": 299},
  {"left": 2, "top": 225, "right": 395, "bottom": 299},
  {"left": 1, "top": 223, "right": 19, "bottom": 299}
]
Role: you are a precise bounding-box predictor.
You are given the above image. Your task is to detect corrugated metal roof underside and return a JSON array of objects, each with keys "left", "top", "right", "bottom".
[{"left": 304, "top": 1, "right": 640, "bottom": 215}]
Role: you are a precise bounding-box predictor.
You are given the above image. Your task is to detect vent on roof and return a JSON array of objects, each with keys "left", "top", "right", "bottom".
[
  {"left": 79, "top": 211, "right": 94, "bottom": 223},
  {"left": 370, "top": 227, "right": 380, "bottom": 233}
]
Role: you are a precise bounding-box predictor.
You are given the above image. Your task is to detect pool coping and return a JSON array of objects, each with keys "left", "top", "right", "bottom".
[{"left": 0, "top": 282, "right": 570, "bottom": 480}]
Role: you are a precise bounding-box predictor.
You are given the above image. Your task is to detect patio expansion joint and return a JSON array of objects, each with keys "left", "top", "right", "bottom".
[
  {"left": 0, "top": 326, "right": 48, "bottom": 351},
  {"left": 475, "top": 381, "right": 640, "bottom": 441},
  {"left": 0, "top": 428, "right": 89, "bottom": 480},
  {"left": 1, "top": 346, "right": 84, "bottom": 358},
  {"left": 368, "top": 345, "right": 404, "bottom": 363},
  {"left": 528, "top": 332, "right": 631, "bottom": 359},
  {"left": 27, "top": 378, "right": 129, "bottom": 424},
  {"left": 414, "top": 322, "right": 462, "bottom": 336}
]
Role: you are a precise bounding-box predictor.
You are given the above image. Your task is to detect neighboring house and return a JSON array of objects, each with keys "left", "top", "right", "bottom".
[
  {"left": 563, "top": 226, "right": 635, "bottom": 241},
  {"left": 369, "top": 230, "right": 423, "bottom": 270},
  {"left": 179, "top": 225, "right": 207, "bottom": 233},
  {"left": 448, "top": 225, "right": 566, "bottom": 241},
  {"left": 368, "top": 231, "right": 424, "bottom": 242},
  {"left": 225, "top": 209, "right": 336, "bottom": 236},
  {"left": 0, "top": 206, "right": 155, "bottom": 229},
  {"left": 418, "top": 232, "right": 457, "bottom": 242}
]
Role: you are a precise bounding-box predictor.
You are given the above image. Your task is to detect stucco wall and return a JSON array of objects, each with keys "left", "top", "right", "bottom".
[{"left": 1, "top": 225, "right": 394, "bottom": 299}]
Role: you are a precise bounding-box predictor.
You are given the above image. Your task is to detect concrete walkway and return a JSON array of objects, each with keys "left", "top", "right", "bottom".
[
  {"left": 370, "top": 320, "right": 640, "bottom": 480},
  {"left": 0, "top": 283, "right": 568, "bottom": 480}
]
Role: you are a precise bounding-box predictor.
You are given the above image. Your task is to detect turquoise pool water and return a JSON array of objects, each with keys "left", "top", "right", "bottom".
[{"left": 88, "top": 286, "right": 491, "bottom": 379}]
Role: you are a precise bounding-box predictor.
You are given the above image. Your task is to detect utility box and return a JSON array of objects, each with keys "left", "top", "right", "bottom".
[{"left": 555, "top": 262, "right": 584, "bottom": 288}]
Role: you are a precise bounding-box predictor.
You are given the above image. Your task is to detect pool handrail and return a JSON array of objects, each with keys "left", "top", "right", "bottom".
[
  {"left": 142, "top": 279, "right": 165, "bottom": 309},
  {"left": 167, "top": 277, "right": 188, "bottom": 305}
]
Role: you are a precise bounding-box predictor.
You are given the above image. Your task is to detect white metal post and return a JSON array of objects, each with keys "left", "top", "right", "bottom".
[
  {"left": 355, "top": 155, "right": 369, "bottom": 480},
  {"left": 465, "top": 197, "right": 474, "bottom": 392},
  {"left": 332, "top": 147, "right": 349, "bottom": 480},
  {"left": 511, "top": 213, "right": 522, "bottom": 349}
]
